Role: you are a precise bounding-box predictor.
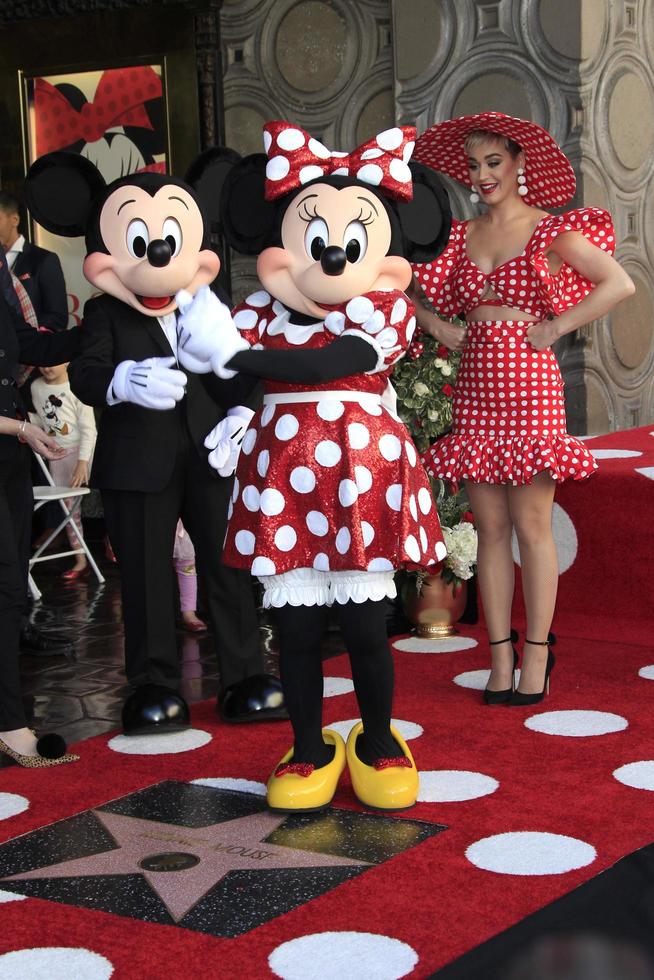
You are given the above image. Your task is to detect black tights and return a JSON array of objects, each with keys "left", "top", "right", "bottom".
[{"left": 274, "top": 599, "right": 399, "bottom": 767}]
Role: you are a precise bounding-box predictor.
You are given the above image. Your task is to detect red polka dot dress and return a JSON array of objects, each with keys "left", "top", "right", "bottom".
[
  {"left": 222, "top": 289, "right": 447, "bottom": 584},
  {"left": 412, "top": 208, "right": 614, "bottom": 486}
]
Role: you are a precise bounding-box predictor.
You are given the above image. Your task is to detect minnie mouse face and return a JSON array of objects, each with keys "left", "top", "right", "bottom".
[
  {"left": 24, "top": 153, "right": 223, "bottom": 318},
  {"left": 257, "top": 181, "right": 412, "bottom": 318},
  {"left": 83, "top": 183, "right": 219, "bottom": 316},
  {"left": 207, "top": 123, "right": 452, "bottom": 315}
]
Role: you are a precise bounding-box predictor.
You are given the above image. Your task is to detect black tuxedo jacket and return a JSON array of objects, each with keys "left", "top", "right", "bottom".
[
  {"left": 68, "top": 294, "right": 260, "bottom": 493},
  {"left": 0, "top": 292, "right": 79, "bottom": 461},
  {"left": 12, "top": 241, "right": 68, "bottom": 331}
]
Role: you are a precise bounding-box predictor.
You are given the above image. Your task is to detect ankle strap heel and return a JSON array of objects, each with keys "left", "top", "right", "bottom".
[
  {"left": 509, "top": 639, "right": 556, "bottom": 705},
  {"left": 484, "top": 631, "right": 519, "bottom": 705}
]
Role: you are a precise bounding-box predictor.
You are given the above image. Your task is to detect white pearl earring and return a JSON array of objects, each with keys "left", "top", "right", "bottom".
[
  {"left": 517, "top": 167, "right": 528, "bottom": 197},
  {"left": 470, "top": 190, "right": 480, "bottom": 204}
]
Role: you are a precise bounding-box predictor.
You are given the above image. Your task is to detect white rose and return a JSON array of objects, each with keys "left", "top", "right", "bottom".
[
  {"left": 433, "top": 357, "right": 445, "bottom": 369},
  {"left": 441, "top": 363, "right": 452, "bottom": 376},
  {"left": 427, "top": 409, "right": 439, "bottom": 421},
  {"left": 442, "top": 522, "right": 477, "bottom": 580},
  {"left": 413, "top": 381, "right": 430, "bottom": 396}
]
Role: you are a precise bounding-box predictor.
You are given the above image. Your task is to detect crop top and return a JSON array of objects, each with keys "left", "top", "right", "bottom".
[{"left": 411, "top": 207, "right": 615, "bottom": 320}]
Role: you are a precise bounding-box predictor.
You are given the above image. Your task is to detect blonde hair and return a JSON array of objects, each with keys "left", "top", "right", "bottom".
[{"left": 464, "top": 129, "right": 522, "bottom": 158}]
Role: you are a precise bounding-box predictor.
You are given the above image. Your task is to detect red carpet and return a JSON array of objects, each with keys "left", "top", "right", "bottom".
[{"left": 1, "top": 427, "right": 653, "bottom": 978}]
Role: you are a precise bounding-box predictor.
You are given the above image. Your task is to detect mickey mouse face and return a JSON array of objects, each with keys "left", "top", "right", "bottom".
[
  {"left": 257, "top": 182, "right": 413, "bottom": 318},
  {"left": 83, "top": 184, "right": 219, "bottom": 316}
]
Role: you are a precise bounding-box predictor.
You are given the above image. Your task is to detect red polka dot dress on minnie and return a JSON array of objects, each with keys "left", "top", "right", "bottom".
[
  {"left": 222, "top": 289, "right": 447, "bottom": 597},
  {"left": 413, "top": 208, "right": 613, "bottom": 486}
]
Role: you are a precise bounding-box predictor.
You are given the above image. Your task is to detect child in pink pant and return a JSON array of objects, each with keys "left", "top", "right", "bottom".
[{"left": 173, "top": 521, "right": 208, "bottom": 633}]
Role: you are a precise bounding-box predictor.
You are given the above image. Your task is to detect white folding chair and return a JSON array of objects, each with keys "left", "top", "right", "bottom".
[{"left": 29, "top": 452, "right": 105, "bottom": 600}]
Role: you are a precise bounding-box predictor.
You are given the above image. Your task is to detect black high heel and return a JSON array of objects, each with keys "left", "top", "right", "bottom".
[
  {"left": 484, "top": 629, "right": 519, "bottom": 705},
  {"left": 508, "top": 639, "right": 556, "bottom": 706}
]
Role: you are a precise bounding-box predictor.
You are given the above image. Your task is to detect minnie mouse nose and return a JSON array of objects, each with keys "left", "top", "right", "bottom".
[
  {"left": 320, "top": 246, "right": 347, "bottom": 276},
  {"left": 147, "top": 239, "right": 172, "bottom": 268}
]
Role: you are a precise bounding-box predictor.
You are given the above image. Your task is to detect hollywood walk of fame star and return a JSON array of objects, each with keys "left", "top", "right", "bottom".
[{"left": 2, "top": 809, "right": 371, "bottom": 922}]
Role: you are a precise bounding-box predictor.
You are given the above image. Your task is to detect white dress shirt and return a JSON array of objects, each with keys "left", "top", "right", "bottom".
[{"left": 5, "top": 234, "right": 25, "bottom": 271}]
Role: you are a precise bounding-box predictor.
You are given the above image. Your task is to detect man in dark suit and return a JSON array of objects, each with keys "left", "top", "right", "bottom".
[{"left": 0, "top": 190, "right": 68, "bottom": 331}]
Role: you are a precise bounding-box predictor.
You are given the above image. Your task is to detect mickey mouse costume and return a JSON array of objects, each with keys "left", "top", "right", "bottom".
[
  {"left": 176, "top": 122, "right": 452, "bottom": 812},
  {"left": 24, "top": 152, "right": 284, "bottom": 734}
]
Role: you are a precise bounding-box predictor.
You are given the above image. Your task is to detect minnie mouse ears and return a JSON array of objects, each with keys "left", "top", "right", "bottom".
[{"left": 25, "top": 151, "right": 107, "bottom": 238}]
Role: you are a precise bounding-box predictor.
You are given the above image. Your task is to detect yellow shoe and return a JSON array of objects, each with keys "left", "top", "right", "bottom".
[
  {"left": 266, "top": 729, "right": 346, "bottom": 813},
  {"left": 346, "top": 722, "right": 419, "bottom": 811}
]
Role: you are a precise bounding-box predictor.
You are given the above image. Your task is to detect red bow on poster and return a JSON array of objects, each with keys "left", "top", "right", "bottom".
[
  {"left": 263, "top": 120, "right": 417, "bottom": 203},
  {"left": 34, "top": 67, "right": 163, "bottom": 156}
]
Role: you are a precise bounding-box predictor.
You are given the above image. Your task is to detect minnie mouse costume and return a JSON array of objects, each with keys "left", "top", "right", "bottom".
[{"left": 176, "top": 122, "right": 452, "bottom": 811}]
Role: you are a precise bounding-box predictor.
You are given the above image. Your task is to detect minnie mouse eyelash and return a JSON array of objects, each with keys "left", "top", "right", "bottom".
[
  {"left": 298, "top": 200, "right": 324, "bottom": 223},
  {"left": 354, "top": 206, "right": 375, "bottom": 227}
]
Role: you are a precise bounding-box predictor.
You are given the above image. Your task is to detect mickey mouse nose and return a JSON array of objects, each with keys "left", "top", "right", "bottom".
[
  {"left": 147, "top": 239, "right": 172, "bottom": 268},
  {"left": 320, "top": 246, "right": 347, "bottom": 276}
]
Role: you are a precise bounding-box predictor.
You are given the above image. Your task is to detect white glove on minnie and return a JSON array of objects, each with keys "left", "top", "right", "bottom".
[
  {"left": 110, "top": 356, "right": 187, "bottom": 410},
  {"left": 175, "top": 285, "right": 249, "bottom": 379},
  {"left": 204, "top": 406, "right": 255, "bottom": 477}
]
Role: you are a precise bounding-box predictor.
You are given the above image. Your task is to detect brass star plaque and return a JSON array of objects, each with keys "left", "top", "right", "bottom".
[{"left": 0, "top": 781, "right": 445, "bottom": 936}]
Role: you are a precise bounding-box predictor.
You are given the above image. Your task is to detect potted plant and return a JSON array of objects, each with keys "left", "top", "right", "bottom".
[{"left": 393, "top": 330, "right": 477, "bottom": 635}]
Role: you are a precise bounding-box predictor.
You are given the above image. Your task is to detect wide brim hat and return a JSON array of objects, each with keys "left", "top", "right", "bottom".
[{"left": 413, "top": 111, "right": 575, "bottom": 208}]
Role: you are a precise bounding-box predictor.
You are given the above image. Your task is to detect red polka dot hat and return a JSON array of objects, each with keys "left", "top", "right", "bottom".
[{"left": 413, "top": 111, "right": 576, "bottom": 209}]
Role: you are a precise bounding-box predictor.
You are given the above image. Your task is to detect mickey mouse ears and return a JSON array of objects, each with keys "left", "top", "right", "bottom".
[
  {"left": 25, "top": 152, "right": 107, "bottom": 238},
  {"left": 413, "top": 112, "right": 576, "bottom": 209}
]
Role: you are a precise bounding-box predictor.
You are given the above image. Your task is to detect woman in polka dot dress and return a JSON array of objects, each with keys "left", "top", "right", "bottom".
[
  {"left": 410, "top": 112, "right": 634, "bottom": 705},
  {"left": 175, "top": 121, "right": 452, "bottom": 812}
]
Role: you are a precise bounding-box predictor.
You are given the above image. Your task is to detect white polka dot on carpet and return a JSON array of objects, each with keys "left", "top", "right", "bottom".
[
  {"left": 393, "top": 636, "right": 478, "bottom": 653},
  {"left": 0, "top": 948, "right": 114, "bottom": 980},
  {"left": 613, "top": 761, "right": 654, "bottom": 792},
  {"left": 453, "top": 669, "right": 522, "bottom": 690},
  {"left": 466, "top": 831, "right": 596, "bottom": 875},
  {"left": 190, "top": 777, "right": 266, "bottom": 795},
  {"left": 0, "top": 793, "right": 29, "bottom": 820},
  {"left": 107, "top": 729, "right": 212, "bottom": 755},
  {"left": 328, "top": 718, "right": 423, "bottom": 742},
  {"left": 524, "top": 710, "right": 628, "bottom": 737},
  {"left": 323, "top": 676, "right": 355, "bottom": 697},
  {"left": 638, "top": 665, "right": 654, "bottom": 681},
  {"left": 0, "top": 890, "right": 26, "bottom": 903},
  {"left": 589, "top": 449, "right": 642, "bottom": 459},
  {"left": 512, "top": 502, "right": 578, "bottom": 574},
  {"left": 268, "top": 931, "right": 418, "bottom": 980},
  {"left": 418, "top": 770, "right": 499, "bottom": 802}
]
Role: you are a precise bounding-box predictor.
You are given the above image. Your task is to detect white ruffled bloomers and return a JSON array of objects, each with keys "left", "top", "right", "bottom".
[{"left": 257, "top": 567, "right": 397, "bottom": 609}]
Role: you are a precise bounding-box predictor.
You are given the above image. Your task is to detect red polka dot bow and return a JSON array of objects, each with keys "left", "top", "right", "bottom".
[
  {"left": 263, "top": 120, "right": 417, "bottom": 202},
  {"left": 34, "top": 67, "right": 162, "bottom": 157}
]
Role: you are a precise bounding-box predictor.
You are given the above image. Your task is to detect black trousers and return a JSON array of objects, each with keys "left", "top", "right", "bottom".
[
  {"left": 102, "top": 427, "right": 263, "bottom": 692},
  {"left": 0, "top": 440, "right": 32, "bottom": 730}
]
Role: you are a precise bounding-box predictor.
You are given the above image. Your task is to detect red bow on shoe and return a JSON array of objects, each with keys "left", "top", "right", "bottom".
[
  {"left": 275, "top": 762, "right": 315, "bottom": 778},
  {"left": 263, "top": 120, "right": 417, "bottom": 202},
  {"left": 34, "top": 67, "right": 162, "bottom": 156},
  {"left": 373, "top": 756, "right": 412, "bottom": 771}
]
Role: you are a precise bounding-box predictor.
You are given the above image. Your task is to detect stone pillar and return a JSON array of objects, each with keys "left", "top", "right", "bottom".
[
  {"left": 219, "top": 0, "right": 395, "bottom": 300},
  {"left": 392, "top": 0, "right": 654, "bottom": 434}
]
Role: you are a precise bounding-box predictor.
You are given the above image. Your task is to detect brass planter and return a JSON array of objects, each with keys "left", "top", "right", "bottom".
[{"left": 404, "top": 575, "right": 467, "bottom": 638}]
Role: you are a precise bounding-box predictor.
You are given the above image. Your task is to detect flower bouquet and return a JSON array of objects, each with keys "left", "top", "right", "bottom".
[{"left": 392, "top": 330, "right": 461, "bottom": 453}]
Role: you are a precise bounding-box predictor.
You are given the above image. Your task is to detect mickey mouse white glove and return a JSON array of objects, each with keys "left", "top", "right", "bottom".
[
  {"left": 204, "top": 406, "right": 255, "bottom": 477},
  {"left": 110, "top": 356, "right": 187, "bottom": 410},
  {"left": 175, "top": 285, "right": 249, "bottom": 379}
]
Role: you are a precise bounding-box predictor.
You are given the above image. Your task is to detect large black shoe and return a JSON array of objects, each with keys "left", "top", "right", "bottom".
[
  {"left": 122, "top": 684, "right": 190, "bottom": 735},
  {"left": 19, "top": 624, "right": 74, "bottom": 658},
  {"left": 217, "top": 673, "right": 288, "bottom": 724}
]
